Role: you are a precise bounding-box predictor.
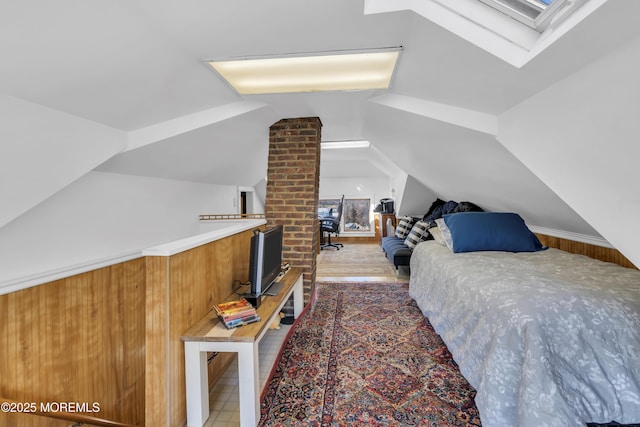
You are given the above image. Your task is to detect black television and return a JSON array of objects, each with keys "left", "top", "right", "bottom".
[{"left": 248, "top": 225, "right": 283, "bottom": 296}]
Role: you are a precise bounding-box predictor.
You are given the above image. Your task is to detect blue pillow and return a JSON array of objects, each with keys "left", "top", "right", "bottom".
[{"left": 443, "top": 212, "right": 546, "bottom": 253}]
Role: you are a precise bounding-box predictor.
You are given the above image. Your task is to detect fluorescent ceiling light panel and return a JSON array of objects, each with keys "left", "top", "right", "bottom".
[
  {"left": 206, "top": 49, "right": 401, "bottom": 94},
  {"left": 321, "top": 140, "right": 371, "bottom": 150}
]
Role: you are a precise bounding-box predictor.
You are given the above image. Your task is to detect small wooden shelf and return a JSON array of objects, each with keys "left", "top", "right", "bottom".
[
  {"left": 376, "top": 212, "right": 396, "bottom": 241},
  {"left": 181, "top": 267, "right": 303, "bottom": 343},
  {"left": 181, "top": 268, "right": 304, "bottom": 427},
  {"left": 199, "top": 213, "right": 266, "bottom": 221}
]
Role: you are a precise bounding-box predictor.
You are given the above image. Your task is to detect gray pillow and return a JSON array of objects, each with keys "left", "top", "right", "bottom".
[
  {"left": 404, "top": 220, "right": 431, "bottom": 249},
  {"left": 394, "top": 217, "right": 416, "bottom": 239}
]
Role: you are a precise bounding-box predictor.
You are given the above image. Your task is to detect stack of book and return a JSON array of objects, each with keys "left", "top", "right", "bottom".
[{"left": 213, "top": 298, "right": 261, "bottom": 329}]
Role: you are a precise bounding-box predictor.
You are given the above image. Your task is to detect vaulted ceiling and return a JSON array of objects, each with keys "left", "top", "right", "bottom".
[{"left": 2, "top": 0, "right": 640, "bottom": 267}]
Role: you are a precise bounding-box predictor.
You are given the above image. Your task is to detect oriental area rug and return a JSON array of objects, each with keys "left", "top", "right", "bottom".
[{"left": 258, "top": 282, "right": 481, "bottom": 426}]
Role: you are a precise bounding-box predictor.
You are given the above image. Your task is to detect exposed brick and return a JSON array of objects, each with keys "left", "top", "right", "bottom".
[{"left": 265, "top": 117, "right": 321, "bottom": 304}]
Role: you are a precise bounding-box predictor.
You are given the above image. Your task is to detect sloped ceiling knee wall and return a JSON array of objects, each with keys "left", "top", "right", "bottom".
[
  {"left": 499, "top": 35, "right": 640, "bottom": 268},
  {"left": 0, "top": 93, "right": 126, "bottom": 228}
]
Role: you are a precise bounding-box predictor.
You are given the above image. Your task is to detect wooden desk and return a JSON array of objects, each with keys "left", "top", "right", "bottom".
[
  {"left": 376, "top": 213, "right": 396, "bottom": 241},
  {"left": 181, "top": 268, "right": 304, "bottom": 427}
]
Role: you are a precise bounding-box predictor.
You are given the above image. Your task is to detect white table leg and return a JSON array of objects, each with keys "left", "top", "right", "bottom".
[
  {"left": 182, "top": 270, "right": 303, "bottom": 427},
  {"left": 184, "top": 342, "right": 210, "bottom": 427},
  {"left": 293, "top": 276, "right": 304, "bottom": 318},
  {"left": 237, "top": 341, "right": 260, "bottom": 427}
]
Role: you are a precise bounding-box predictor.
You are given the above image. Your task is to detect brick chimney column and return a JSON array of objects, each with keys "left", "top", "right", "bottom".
[{"left": 266, "top": 117, "right": 322, "bottom": 303}]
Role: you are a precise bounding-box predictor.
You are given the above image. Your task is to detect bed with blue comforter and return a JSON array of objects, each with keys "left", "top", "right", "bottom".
[{"left": 409, "top": 240, "right": 640, "bottom": 426}]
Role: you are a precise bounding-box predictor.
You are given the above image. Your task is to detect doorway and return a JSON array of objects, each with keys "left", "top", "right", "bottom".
[{"left": 238, "top": 187, "right": 256, "bottom": 216}]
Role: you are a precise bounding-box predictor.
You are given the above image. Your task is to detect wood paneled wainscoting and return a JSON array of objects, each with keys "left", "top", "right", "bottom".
[
  {"left": 0, "top": 259, "right": 146, "bottom": 427},
  {"left": 535, "top": 233, "right": 637, "bottom": 269},
  {"left": 0, "top": 222, "right": 261, "bottom": 427}
]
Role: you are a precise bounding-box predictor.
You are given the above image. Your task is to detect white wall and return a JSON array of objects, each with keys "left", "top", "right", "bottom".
[
  {"left": 0, "top": 171, "right": 240, "bottom": 290},
  {"left": 391, "top": 170, "right": 409, "bottom": 217},
  {"left": 363, "top": 101, "right": 599, "bottom": 238},
  {"left": 397, "top": 174, "right": 438, "bottom": 217},
  {"left": 253, "top": 178, "right": 268, "bottom": 213},
  {"left": 498, "top": 34, "right": 640, "bottom": 267},
  {"left": 319, "top": 176, "right": 391, "bottom": 204},
  {"left": 237, "top": 185, "right": 266, "bottom": 216},
  {"left": 0, "top": 93, "right": 126, "bottom": 228}
]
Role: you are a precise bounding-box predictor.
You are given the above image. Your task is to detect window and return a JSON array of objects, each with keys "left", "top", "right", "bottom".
[
  {"left": 478, "top": 0, "right": 586, "bottom": 31},
  {"left": 318, "top": 198, "right": 341, "bottom": 219},
  {"left": 342, "top": 198, "right": 372, "bottom": 233}
]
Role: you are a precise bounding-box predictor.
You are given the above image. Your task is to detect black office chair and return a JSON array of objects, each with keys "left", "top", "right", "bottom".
[{"left": 319, "top": 196, "right": 344, "bottom": 250}]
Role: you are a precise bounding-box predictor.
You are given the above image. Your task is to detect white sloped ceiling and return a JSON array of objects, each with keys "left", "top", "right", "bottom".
[{"left": 1, "top": 0, "right": 639, "bottom": 271}]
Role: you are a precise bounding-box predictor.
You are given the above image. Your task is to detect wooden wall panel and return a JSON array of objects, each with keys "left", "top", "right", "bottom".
[
  {"left": 1, "top": 226, "right": 258, "bottom": 426},
  {"left": 144, "top": 256, "right": 169, "bottom": 427},
  {"left": 0, "top": 412, "right": 81, "bottom": 427},
  {"left": 0, "top": 259, "right": 146, "bottom": 427},
  {"left": 167, "top": 228, "right": 254, "bottom": 427},
  {"left": 121, "top": 262, "right": 147, "bottom": 425},
  {"left": 536, "top": 233, "right": 637, "bottom": 269}
]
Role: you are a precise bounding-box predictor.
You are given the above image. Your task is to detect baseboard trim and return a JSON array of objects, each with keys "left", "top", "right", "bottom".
[
  {"left": 330, "top": 236, "right": 379, "bottom": 244},
  {"left": 528, "top": 226, "right": 612, "bottom": 248}
]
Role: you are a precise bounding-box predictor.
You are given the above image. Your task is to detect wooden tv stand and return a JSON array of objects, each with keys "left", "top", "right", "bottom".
[{"left": 181, "top": 267, "right": 304, "bottom": 427}]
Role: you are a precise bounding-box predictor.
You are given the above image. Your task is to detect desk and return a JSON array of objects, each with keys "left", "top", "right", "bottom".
[
  {"left": 181, "top": 268, "right": 304, "bottom": 427},
  {"left": 376, "top": 213, "right": 396, "bottom": 241}
]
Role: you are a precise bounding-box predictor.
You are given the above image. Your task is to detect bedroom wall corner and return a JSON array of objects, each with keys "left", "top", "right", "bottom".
[
  {"left": 398, "top": 174, "right": 438, "bottom": 217},
  {"left": 497, "top": 34, "right": 640, "bottom": 269},
  {"left": 0, "top": 171, "right": 240, "bottom": 290},
  {"left": 0, "top": 93, "right": 126, "bottom": 229}
]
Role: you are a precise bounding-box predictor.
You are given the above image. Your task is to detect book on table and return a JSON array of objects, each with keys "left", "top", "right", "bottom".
[
  {"left": 213, "top": 297, "right": 261, "bottom": 329},
  {"left": 221, "top": 313, "right": 261, "bottom": 329},
  {"left": 214, "top": 298, "right": 253, "bottom": 313}
]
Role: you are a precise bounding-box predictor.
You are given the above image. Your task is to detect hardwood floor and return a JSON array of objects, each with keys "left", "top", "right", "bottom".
[{"left": 316, "top": 242, "right": 409, "bottom": 283}]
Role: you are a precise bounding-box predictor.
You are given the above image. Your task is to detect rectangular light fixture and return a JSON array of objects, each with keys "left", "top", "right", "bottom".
[
  {"left": 321, "top": 140, "right": 371, "bottom": 150},
  {"left": 205, "top": 48, "right": 401, "bottom": 95}
]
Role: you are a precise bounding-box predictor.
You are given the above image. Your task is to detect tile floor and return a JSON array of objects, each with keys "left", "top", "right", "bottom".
[{"left": 203, "top": 324, "right": 291, "bottom": 427}]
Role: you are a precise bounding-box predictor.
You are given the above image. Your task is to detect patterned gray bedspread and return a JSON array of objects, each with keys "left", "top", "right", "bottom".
[{"left": 409, "top": 241, "right": 640, "bottom": 427}]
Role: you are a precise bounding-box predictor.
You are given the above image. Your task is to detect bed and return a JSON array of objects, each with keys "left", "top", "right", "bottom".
[{"left": 408, "top": 213, "right": 640, "bottom": 427}]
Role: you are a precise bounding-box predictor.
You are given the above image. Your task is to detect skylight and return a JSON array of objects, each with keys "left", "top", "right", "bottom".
[
  {"left": 364, "top": 0, "right": 605, "bottom": 68},
  {"left": 205, "top": 48, "right": 401, "bottom": 95},
  {"left": 479, "top": 0, "right": 585, "bottom": 31}
]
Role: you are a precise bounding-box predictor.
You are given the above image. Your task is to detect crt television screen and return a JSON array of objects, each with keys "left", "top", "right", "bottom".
[{"left": 248, "top": 225, "right": 283, "bottom": 295}]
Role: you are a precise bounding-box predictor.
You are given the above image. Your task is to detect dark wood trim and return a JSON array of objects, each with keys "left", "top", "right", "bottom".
[
  {"left": 330, "top": 236, "right": 379, "bottom": 244},
  {"left": 535, "top": 233, "right": 637, "bottom": 269}
]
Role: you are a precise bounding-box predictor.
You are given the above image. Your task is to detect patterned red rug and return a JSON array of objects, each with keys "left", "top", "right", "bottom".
[{"left": 259, "top": 282, "right": 481, "bottom": 426}]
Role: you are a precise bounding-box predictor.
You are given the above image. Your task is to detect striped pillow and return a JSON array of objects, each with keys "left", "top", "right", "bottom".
[
  {"left": 394, "top": 217, "right": 416, "bottom": 239},
  {"left": 404, "top": 220, "right": 432, "bottom": 249}
]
